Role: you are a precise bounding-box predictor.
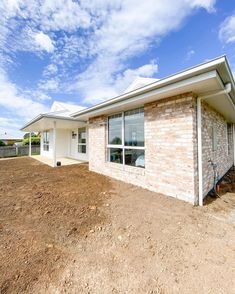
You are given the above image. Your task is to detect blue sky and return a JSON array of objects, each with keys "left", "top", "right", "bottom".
[{"left": 0, "top": 0, "right": 235, "bottom": 137}]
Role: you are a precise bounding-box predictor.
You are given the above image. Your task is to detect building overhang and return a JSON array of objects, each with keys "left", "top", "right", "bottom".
[
  {"left": 72, "top": 66, "right": 235, "bottom": 123},
  {"left": 71, "top": 56, "right": 235, "bottom": 122},
  {"left": 21, "top": 114, "right": 86, "bottom": 132}
]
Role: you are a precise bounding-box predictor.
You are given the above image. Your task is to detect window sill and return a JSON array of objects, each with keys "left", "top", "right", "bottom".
[{"left": 106, "top": 161, "right": 145, "bottom": 175}]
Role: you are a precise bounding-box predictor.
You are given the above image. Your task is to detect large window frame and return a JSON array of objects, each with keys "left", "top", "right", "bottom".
[
  {"left": 78, "top": 127, "right": 87, "bottom": 154},
  {"left": 107, "top": 108, "right": 145, "bottom": 168},
  {"left": 43, "top": 130, "right": 50, "bottom": 151}
]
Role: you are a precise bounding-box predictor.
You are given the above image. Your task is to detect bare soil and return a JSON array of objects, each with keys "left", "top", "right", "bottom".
[{"left": 0, "top": 157, "right": 234, "bottom": 294}]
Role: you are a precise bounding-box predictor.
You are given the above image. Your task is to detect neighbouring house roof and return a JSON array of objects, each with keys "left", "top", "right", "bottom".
[
  {"left": 0, "top": 133, "right": 22, "bottom": 141},
  {"left": 71, "top": 55, "right": 235, "bottom": 123},
  {"left": 21, "top": 101, "right": 86, "bottom": 131},
  {"left": 50, "top": 101, "right": 85, "bottom": 116},
  {"left": 123, "top": 77, "right": 159, "bottom": 93}
]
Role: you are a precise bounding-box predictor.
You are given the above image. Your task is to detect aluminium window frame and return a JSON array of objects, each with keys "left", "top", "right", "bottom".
[
  {"left": 106, "top": 108, "right": 145, "bottom": 167},
  {"left": 78, "top": 127, "right": 87, "bottom": 154},
  {"left": 43, "top": 130, "right": 50, "bottom": 151}
]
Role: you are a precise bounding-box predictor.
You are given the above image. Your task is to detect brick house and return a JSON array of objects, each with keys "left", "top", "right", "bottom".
[{"left": 21, "top": 56, "right": 235, "bottom": 205}]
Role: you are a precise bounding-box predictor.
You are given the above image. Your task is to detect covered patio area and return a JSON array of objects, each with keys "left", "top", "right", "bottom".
[
  {"left": 21, "top": 112, "right": 88, "bottom": 167},
  {"left": 31, "top": 155, "right": 86, "bottom": 167}
]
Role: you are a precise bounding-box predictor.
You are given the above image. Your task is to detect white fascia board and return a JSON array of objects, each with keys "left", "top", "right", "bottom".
[
  {"left": 73, "top": 70, "right": 218, "bottom": 120},
  {"left": 72, "top": 56, "right": 226, "bottom": 118},
  {"left": 20, "top": 114, "right": 85, "bottom": 131}
]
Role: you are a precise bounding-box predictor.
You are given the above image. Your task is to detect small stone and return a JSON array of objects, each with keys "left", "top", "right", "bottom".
[
  {"left": 67, "top": 227, "right": 77, "bottom": 236},
  {"left": 117, "top": 235, "right": 122, "bottom": 241},
  {"left": 46, "top": 244, "right": 54, "bottom": 249},
  {"left": 89, "top": 229, "right": 95, "bottom": 233},
  {"left": 54, "top": 255, "right": 60, "bottom": 262},
  {"left": 44, "top": 210, "right": 51, "bottom": 215},
  {"left": 34, "top": 192, "right": 43, "bottom": 199},
  {"left": 89, "top": 206, "right": 97, "bottom": 211}
]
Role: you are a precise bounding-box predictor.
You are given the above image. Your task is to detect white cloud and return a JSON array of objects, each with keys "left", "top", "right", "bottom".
[
  {"left": 189, "top": 0, "right": 216, "bottom": 13},
  {"left": 43, "top": 64, "right": 58, "bottom": 77},
  {"left": 0, "top": 117, "right": 20, "bottom": 129},
  {"left": 38, "top": 79, "right": 59, "bottom": 91},
  {"left": 72, "top": 59, "right": 158, "bottom": 103},
  {"left": 185, "top": 49, "right": 195, "bottom": 61},
  {"left": 34, "top": 31, "right": 54, "bottom": 53},
  {"left": 69, "top": 0, "right": 215, "bottom": 103},
  {"left": 0, "top": 0, "right": 216, "bottom": 107},
  {"left": 0, "top": 70, "right": 49, "bottom": 120},
  {"left": 219, "top": 15, "right": 235, "bottom": 44},
  {"left": 114, "top": 60, "right": 159, "bottom": 93},
  {"left": 40, "top": 0, "right": 91, "bottom": 32}
]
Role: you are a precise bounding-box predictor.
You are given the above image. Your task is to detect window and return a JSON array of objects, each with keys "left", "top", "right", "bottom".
[
  {"left": 43, "top": 131, "right": 50, "bottom": 151},
  {"left": 227, "top": 123, "right": 232, "bottom": 155},
  {"left": 108, "top": 113, "right": 122, "bottom": 144},
  {"left": 107, "top": 108, "right": 145, "bottom": 168},
  {"left": 78, "top": 128, "right": 86, "bottom": 154},
  {"left": 109, "top": 148, "right": 123, "bottom": 164},
  {"left": 125, "top": 108, "right": 144, "bottom": 147}
]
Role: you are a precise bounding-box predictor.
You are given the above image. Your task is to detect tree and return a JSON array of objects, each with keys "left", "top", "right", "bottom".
[
  {"left": 0, "top": 140, "right": 5, "bottom": 146},
  {"left": 23, "top": 132, "right": 38, "bottom": 139},
  {"left": 22, "top": 136, "right": 40, "bottom": 145}
]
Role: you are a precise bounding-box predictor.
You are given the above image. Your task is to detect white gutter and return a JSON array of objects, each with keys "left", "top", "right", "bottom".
[
  {"left": 72, "top": 56, "right": 226, "bottom": 118},
  {"left": 197, "top": 83, "right": 232, "bottom": 206}
]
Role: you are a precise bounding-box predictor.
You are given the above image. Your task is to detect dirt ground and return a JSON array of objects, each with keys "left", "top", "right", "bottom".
[{"left": 0, "top": 157, "right": 234, "bottom": 294}]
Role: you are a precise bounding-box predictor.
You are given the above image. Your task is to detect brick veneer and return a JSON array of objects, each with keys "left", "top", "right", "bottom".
[
  {"left": 88, "top": 93, "right": 234, "bottom": 204},
  {"left": 201, "top": 101, "right": 234, "bottom": 196},
  {"left": 89, "top": 93, "right": 197, "bottom": 204}
]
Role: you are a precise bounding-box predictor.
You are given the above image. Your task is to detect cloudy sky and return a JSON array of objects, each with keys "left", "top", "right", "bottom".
[{"left": 0, "top": 0, "right": 235, "bottom": 137}]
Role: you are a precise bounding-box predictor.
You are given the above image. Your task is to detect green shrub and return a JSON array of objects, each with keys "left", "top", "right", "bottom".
[
  {"left": 0, "top": 140, "right": 5, "bottom": 146},
  {"left": 23, "top": 136, "right": 40, "bottom": 145}
]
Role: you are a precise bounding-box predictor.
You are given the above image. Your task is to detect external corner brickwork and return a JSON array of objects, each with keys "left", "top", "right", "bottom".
[
  {"left": 201, "top": 101, "right": 234, "bottom": 196},
  {"left": 89, "top": 93, "right": 197, "bottom": 204}
]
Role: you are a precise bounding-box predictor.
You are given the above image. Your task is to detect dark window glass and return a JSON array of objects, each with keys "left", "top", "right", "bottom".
[
  {"left": 43, "top": 131, "right": 49, "bottom": 151},
  {"left": 78, "top": 145, "right": 86, "bottom": 154},
  {"left": 43, "top": 131, "right": 49, "bottom": 144},
  {"left": 108, "top": 114, "right": 122, "bottom": 145},
  {"left": 43, "top": 145, "right": 49, "bottom": 151},
  {"left": 108, "top": 148, "right": 123, "bottom": 164},
  {"left": 125, "top": 149, "right": 145, "bottom": 168},
  {"left": 124, "top": 108, "right": 144, "bottom": 147}
]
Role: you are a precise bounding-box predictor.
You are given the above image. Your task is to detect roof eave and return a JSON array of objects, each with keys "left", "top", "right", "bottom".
[
  {"left": 20, "top": 114, "right": 85, "bottom": 131},
  {"left": 71, "top": 55, "right": 227, "bottom": 118}
]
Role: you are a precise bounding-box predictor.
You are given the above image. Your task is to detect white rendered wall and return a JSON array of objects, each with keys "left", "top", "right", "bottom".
[{"left": 40, "top": 129, "right": 70, "bottom": 159}]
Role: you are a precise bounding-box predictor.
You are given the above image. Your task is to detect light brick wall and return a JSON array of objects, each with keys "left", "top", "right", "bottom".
[
  {"left": 201, "top": 101, "right": 234, "bottom": 196},
  {"left": 89, "top": 93, "right": 197, "bottom": 204},
  {"left": 88, "top": 94, "right": 234, "bottom": 204},
  {"left": 145, "top": 94, "right": 197, "bottom": 203}
]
